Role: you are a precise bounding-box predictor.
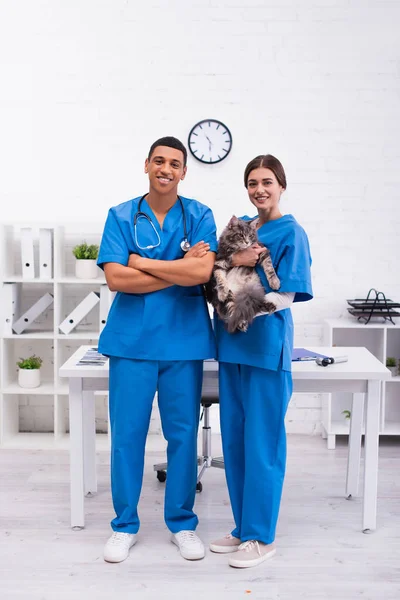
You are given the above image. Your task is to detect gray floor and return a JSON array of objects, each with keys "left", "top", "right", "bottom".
[{"left": 0, "top": 434, "right": 399, "bottom": 600}]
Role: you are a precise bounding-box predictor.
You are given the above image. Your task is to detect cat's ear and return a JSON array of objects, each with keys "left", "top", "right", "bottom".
[{"left": 228, "top": 215, "right": 239, "bottom": 227}]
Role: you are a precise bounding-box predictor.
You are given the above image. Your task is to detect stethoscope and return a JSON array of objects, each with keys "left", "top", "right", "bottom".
[{"left": 133, "top": 194, "right": 190, "bottom": 252}]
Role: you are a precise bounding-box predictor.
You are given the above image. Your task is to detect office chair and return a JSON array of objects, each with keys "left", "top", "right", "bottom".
[{"left": 153, "top": 360, "right": 225, "bottom": 492}]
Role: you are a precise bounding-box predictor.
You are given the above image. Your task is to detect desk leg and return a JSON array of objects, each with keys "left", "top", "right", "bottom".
[
  {"left": 69, "top": 378, "right": 85, "bottom": 530},
  {"left": 83, "top": 390, "right": 97, "bottom": 496},
  {"left": 362, "top": 380, "right": 380, "bottom": 533},
  {"left": 346, "top": 393, "right": 364, "bottom": 498}
]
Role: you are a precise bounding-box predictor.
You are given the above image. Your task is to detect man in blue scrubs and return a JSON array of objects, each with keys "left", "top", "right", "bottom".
[{"left": 98, "top": 137, "right": 217, "bottom": 563}]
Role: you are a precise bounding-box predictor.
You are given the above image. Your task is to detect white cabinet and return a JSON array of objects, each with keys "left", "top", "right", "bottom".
[
  {"left": 0, "top": 223, "right": 112, "bottom": 449},
  {"left": 322, "top": 318, "right": 400, "bottom": 449}
]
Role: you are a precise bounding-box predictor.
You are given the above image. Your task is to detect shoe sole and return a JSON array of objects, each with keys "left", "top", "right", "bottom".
[
  {"left": 229, "top": 548, "right": 276, "bottom": 568},
  {"left": 171, "top": 536, "right": 205, "bottom": 560},
  {"left": 103, "top": 538, "right": 137, "bottom": 563},
  {"left": 209, "top": 543, "right": 240, "bottom": 554}
]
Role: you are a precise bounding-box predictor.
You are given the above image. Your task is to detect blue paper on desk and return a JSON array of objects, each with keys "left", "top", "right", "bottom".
[{"left": 292, "top": 348, "right": 330, "bottom": 362}]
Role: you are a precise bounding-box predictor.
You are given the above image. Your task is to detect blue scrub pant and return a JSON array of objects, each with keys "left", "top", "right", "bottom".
[
  {"left": 109, "top": 357, "right": 203, "bottom": 534},
  {"left": 219, "top": 362, "right": 293, "bottom": 545}
]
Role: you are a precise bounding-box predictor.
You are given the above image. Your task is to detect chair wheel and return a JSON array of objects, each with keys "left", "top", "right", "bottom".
[
  {"left": 196, "top": 481, "right": 203, "bottom": 493},
  {"left": 156, "top": 470, "right": 167, "bottom": 483}
]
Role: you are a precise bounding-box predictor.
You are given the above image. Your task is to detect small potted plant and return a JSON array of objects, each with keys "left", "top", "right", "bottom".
[
  {"left": 72, "top": 242, "right": 100, "bottom": 279},
  {"left": 386, "top": 357, "right": 397, "bottom": 376},
  {"left": 17, "top": 355, "right": 43, "bottom": 388},
  {"left": 342, "top": 409, "right": 351, "bottom": 421}
]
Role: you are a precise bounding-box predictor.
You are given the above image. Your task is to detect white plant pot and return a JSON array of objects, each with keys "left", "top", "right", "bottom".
[
  {"left": 18, "top": 368, "right": 41, "bottom": 388},
  {"left": 75, "top": 259, "right": 98, "bottom": 279},
  {"left": 388, "top": 366, "right": 397, "bottom": 377}
]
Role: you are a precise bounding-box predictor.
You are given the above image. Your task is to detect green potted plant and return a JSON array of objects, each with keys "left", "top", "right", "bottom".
[
  {"left": 72, "top": 242, "right": 100, "bottom": 279},
  {"left": 342, "top": 409, "right": 351, "bottom": 421},
  {"left": 386, "top": 357, "right": 397, "bottom": 376},
  {"left": 17, "top": 355, "right": 43, "bottom": 388}
]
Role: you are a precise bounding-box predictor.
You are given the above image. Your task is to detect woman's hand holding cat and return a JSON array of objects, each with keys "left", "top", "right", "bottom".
[
  {"left": 231, "top": 245, "right": 264, "bottom": 267},
  {"left": 184, "top": 241, "right": 210, "bottom": 259}
]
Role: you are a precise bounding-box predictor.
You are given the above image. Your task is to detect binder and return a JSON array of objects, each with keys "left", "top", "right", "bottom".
[
  {"left": 20, "top": 227, "right": 35, "bottom": 278},
  {"left": 99, "top": 285, "right": 114, "bottom": 331},
  {"left": 292, "top": 348, "right": 330, "bottom": 361},
  {"left": 12, "top": 292, "right": 54, "bottom": 334},
  {"left": 2, "top": 283, "right": 20, "bottom": 335},
  {"left": 39, "top": 228, "right": 53, "bottom": 279},
  {"left": 58, "top": 291, "right": 100, "bottom": 334}
]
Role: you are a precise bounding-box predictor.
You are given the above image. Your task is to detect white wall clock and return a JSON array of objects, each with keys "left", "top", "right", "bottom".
[{"left": 188, "top": 119, "right": 232, "bottom": 164}]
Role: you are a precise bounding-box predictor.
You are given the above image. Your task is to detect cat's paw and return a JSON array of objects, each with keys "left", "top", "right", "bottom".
[
  {"left": 217, "top": 287, "right": 230, "bottom": 302},
  {"left": 264, "top": 301, "right": 277, "bottom": 314},
  {"left": 269, "top": 275, "right": 281, "bottom": 290},
  {"left": 237, "top": 320, "right": 249, "bottom": 332}
]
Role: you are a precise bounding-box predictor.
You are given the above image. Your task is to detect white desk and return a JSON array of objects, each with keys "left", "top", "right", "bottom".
[{"left": 59, "top": 346, "right": 390, "bottom": 532}]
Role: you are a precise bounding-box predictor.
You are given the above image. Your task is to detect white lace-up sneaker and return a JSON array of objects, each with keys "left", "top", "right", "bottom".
[
  {"left": 171, "top": 530, "right": 205, "bottom": 560},
  {"left": 103, "top": 532, "right": 137, "bottom": 563},
  {"left": 228, "top": 540, "right": 276, "bottom": 568},
  {"left": 209, "top": 533, "right": 241, "bottom": 554}
]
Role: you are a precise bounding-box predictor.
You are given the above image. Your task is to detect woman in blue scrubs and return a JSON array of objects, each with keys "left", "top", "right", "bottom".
[
  {"left": 98, "top": 137, "right": 217, "bottom": 563},
  {"left": 210, "top": 154, "right": 313, "bottom": 568}
]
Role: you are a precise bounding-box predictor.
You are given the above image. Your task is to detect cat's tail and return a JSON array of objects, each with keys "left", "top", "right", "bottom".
[
  {"left": 203, "top": 278, "right": 214, "bottom": 304},
  {"left": 228, "top": 286, "right": 275, "bottom": 333}
]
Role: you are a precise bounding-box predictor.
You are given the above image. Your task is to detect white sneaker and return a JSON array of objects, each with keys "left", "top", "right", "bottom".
[
  {"left": 103, "top": 532, "right": 137, "bottom": 563},
  {"left": 171, "top": 530, "right": 205, "bottom": 560}
]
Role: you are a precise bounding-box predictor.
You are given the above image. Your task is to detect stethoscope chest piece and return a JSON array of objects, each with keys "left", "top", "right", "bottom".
[{"left": 180, "top": 239, "right": 191, "bottom": 253}]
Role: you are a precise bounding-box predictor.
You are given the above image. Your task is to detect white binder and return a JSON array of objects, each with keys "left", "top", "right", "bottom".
[
  {"left": 2, "top": 283, "right": 20, "bottom": 335},
  {"left": 12, "top": 292, "right": 54, "bottom": 334},
  {"left": 99, "top": 285, "right": 114, "bottom": 331},
  {"left": 58, "top": 291, "right": 100, "bottom": 334},
  {"left": 39, "top": 228, "right": 53, "bottom": 279},
  {"left": 20, "top": 227, "right": 35, "bottom": 279}
]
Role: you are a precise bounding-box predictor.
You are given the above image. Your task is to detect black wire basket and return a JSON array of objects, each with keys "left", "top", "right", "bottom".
[{"left": 347, "top": 288, "right": 400, "bottom": 324}]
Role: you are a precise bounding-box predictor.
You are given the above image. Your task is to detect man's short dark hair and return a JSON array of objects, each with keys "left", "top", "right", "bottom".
[{"left": 148, "top": 136, "right": 187, "bottom": 167}]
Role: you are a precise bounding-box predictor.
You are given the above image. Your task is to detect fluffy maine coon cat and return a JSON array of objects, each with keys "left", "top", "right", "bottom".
[{"left": 205, "top": 216, "right": 280, "bottom": 333}]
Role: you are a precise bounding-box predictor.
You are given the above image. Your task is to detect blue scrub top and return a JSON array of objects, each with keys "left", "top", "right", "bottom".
[
  {"left": 215, "top": 214, "right": 313, "bottom": 371},
  {"left": 97, "top": 195, "right": 217, "bottom": 361}
]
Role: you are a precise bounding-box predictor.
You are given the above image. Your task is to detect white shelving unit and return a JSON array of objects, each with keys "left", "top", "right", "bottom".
[
  {"left": 0, "top": 223, "right": 112, "bottom": 449},
  {"left": 322, "top": 318, "right": 400, "bottom": 449}
]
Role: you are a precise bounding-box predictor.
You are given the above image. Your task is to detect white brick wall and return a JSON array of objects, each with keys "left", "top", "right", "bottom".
[{"left": 1, "top": 0, "right": 399, "bottom": 434}]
